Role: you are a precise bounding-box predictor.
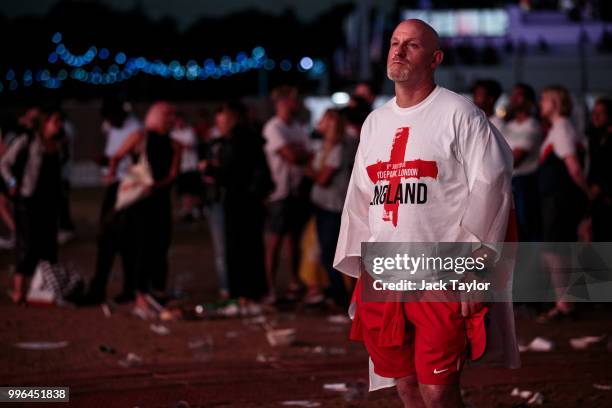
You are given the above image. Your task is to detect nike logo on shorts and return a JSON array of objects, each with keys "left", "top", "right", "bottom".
[{"left": 433, "top": 368, "right": 449, "bottom": 374}]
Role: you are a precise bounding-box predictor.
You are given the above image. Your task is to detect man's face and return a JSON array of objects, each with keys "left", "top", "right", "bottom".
[
  {"left": 214, "top": 110, "right": 236, "bottom": 136},
  {"left": 472, "top": 86, "right": 490, "bottom": 112},
  {"left": 160, "top": 106, "right": 177, "bottom": 134},
  {"left": 509, "top": 87, "right": 526, "bottom": 113},
  {"left": 354, "top": 84, "right": 374, "bottom": 104},
  {"left": 278, "top": 95, "right": 300, "bottom": 116},
  {"left": 387, "top": 21, "right": 439, "bottom": 83},
  {"left": 592, "top": 102, "right": 609, "bottom": 129}
]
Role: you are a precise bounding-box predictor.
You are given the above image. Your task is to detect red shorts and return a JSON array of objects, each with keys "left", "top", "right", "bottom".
[{"left": 349, "top": 280, "right": 488, "bottom": 385}]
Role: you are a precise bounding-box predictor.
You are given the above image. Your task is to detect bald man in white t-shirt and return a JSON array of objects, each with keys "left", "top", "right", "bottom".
[{"left": 334, "top": 20, "right": 518, "bottom": 408}]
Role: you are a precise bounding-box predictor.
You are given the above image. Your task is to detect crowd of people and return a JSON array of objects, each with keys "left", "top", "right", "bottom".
[
  {"left": 0, "top": 79, "right": 610, "bottom": 320},
  {"left": 472, "top": 79, "right": 612, "bottom": 320}
]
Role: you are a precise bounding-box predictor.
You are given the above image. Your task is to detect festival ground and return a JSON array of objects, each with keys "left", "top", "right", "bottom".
[{"left": 1, "top": 188, "right": 611, "bottom": 408}]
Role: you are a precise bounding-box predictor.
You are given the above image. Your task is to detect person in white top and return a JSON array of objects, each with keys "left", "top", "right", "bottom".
[
  {"left": 333, "top": 20, "right": 518, "bottom": 407},
  {"left": 503, "top": 83, "right": 542, "bottom": 241},
  {"left": 262, "top": 86, "right": 311, "bottom": 302},
  {"left": 537, "top": 85, "right": 591, "bottom": 322},
  {"left": 171, "top": 113, "right": 202, "bottom": 221},
  {"left": 472, "top": 78, "right": 504, "bottom": 131}
]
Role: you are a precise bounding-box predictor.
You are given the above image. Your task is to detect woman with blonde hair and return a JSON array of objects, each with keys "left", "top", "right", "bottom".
[
  {"left": 108, "top": 101, "right": 181, "bottom": 318},
  {"left": 537, "top": 85, "right": 591, "bottom": 321}
]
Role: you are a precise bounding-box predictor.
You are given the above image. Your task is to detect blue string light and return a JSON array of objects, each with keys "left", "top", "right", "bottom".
[{"left": 1, "top": 32, "right": 327, "bottom": 92}]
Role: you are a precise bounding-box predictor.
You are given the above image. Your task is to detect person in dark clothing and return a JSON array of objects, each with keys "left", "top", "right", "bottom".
[
  {"left": 108, "top": 102, "right": 180, "bottom": 318},
  {"left": 205, "top": 101, "right": 273, "bottom": 315},
  {"left": 82, "top": 100, "right": 142, "bottom": 305},
  {"left": 0, "top": 108, "right": 64, "bottom": 303},
  {"left": 587, "top": 97, "right": 612, "bottom": 241}
]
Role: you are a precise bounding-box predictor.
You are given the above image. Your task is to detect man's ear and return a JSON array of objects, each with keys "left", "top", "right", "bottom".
[{"left": 432, "top": 49, "right": 444, "bottom": 68}]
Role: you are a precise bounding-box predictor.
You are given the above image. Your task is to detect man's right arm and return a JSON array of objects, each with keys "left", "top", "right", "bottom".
[{"left": 333, "top": 120, "right": 372, "bottom": 278}]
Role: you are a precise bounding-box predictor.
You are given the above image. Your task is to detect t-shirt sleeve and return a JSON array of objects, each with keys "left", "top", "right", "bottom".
[
  {"left": 457, "top": 110, "right": 514, "bottom": 250},
  {"left": 333, "top": 122, "right": 372, "bottom": 278},
  {"left": 263, "top": 122, "right": 288, "bottom": 153},
  {"left": 551, "top": 121, "right": 577, "bottom": 158}
]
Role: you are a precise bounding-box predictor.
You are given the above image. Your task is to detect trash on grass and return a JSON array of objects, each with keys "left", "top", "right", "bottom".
[
  {"left": 309, "top": 346, "right": 346, "bottom": 356},
  {"left": 101, "top": 303, "right": 112, "bottom": 317},
  {"left": 256, "top": 353, "right": 278, "bottom": 363},
  {"left": 569, "top": 335, "right": 605, "bottom": 350},
  {"left": 593, "top": 384, "right": 612, "bottom": 391},
  {"left": 266, "top": 328, "right": 296, "bottom": 347},
  {"left": 520, "top": 337, "right": 554, "bottom": 352},
  {"left": 150, "top": 324, "right": 170, "bottom": 335},
  {"left": 14, "top": 341, "right": 69, "bottom": 350},
  {"left": 159, "top": 308, "right": 182, "bottom": 321},
  {"left": 281, "top": 401, "right": 321, "bottom": 407},
  {"left": 327, "top": 315, "right": 351, "bottom": 324},
  {"left": 118, "top": 352, "right": 142, "bottom": 367},
  {"left": 527, "top": 392, "right": 544, "bottom": 405},
  {"left": 323, "top": 383, "right": 348, "bottom": 392}
]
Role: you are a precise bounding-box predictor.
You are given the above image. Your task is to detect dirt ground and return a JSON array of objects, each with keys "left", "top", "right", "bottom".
[{"left": 1, "top": 188, "right": 611, "bottom": 408}]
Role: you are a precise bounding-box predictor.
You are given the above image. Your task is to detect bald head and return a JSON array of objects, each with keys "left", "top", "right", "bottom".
[
  {"left": 145, "top": 101, "right": 176, "bottom": 134},
  {"left": 387, "top": 19, "right": 444, "bottom": 85},
  {"left": 395, "top": 19, "right": 440, "bottom": 53}
]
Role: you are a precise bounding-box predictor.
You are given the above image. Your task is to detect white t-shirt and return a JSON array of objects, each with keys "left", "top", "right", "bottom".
[
  {"left": 333, "top": 85, "right": 517, "bottom": 391},
  {"left": 334, "top": 86, "right": 513, "bottom": 278},
  {"left": 104, "top": 116, "right": 141, "bottom": 181},
  {"left": 503, "top": 117, "right": 542, "bottom": 176},
  {"left": 539, "top": 117, "right": 585, "bottom": 162},
  {"left": 171, "top": 126, "right": 199, "bottom": 173},
  {"left": 262, "top": 116, "right": 310, "bottom": 202},
  {"left": 310, "top": 143, "right": 349, "bottom": 213}
]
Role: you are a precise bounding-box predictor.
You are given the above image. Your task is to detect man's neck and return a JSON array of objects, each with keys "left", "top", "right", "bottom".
[{"left": 394, "top": 80, "right": 436, "bottom": 109}]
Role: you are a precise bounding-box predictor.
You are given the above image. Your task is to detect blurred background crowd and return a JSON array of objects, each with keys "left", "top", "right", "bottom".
[{"left": 0, "top": 0, "right": 611, "bottom": 321}]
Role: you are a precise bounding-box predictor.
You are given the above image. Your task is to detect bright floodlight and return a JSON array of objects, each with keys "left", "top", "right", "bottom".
[{"left": 331, "top": 92, "right": 350, "bottom": 105}]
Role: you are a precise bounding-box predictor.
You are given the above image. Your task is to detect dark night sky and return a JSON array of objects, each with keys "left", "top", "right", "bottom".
[{"left": 0, "top": 0, "right": 394, "bottom": 27}]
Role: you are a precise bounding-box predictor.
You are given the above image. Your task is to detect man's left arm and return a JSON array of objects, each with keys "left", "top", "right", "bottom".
[{"left": 458, "top": 111, "right": 514, "bottom": 316}]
